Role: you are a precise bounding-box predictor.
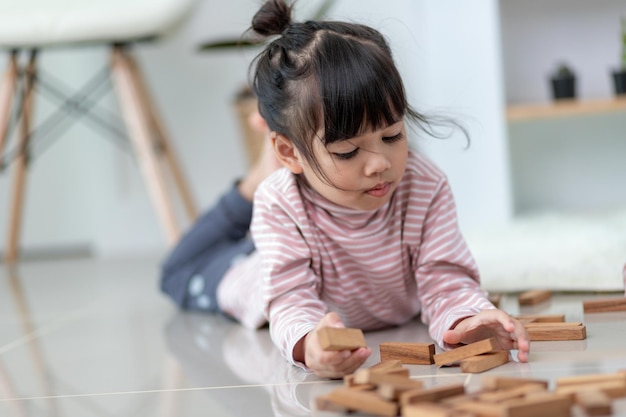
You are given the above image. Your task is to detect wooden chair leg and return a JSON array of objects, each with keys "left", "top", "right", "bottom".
[
  {"left": 124, "top": 51, "right": 198, "bottom": 223},
  {"left": 0, "top": 50, "right": 18, "bottom": 163},
  {"left": 110, "top": 45, "right": 181, "bottom": 245},
  {"left": 5, "top": 51, "right": 37, "bottom": 263}
]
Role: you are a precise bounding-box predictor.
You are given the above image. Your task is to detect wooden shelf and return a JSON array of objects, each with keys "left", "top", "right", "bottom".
[{"left": 506, "top": 96, "right": 626, "bottom": 122}]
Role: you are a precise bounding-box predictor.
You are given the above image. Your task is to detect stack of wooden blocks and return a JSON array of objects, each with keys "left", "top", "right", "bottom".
[
  {"left": 317, "top": 354, "right": 626, "bottom": 416},
  {"left": 314, "top": 290, "right": 626, "bottom": 416}
]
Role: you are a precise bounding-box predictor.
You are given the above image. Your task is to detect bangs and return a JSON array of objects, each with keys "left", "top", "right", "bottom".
[{"left": 317, "top": 35, "right": 406, "bottom": 144}]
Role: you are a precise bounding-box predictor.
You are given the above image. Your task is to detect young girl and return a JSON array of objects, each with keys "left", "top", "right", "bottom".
[{"left": 161, "top": 0, "right": 529, "bottom": 378}]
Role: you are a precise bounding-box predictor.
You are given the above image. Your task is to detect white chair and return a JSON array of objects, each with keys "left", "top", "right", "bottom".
[{"left": 0, "top": 0, "right": 199, "bottom": 262}]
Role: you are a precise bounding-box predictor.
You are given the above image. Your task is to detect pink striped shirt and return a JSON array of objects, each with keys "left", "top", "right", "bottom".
[{"left": 218, "top": 150, "right": 494, "bottom": 366}]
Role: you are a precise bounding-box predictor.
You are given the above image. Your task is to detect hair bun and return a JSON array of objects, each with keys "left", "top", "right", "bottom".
[{"left": 252, "top": 0, "right": 293, "bottom": 37}]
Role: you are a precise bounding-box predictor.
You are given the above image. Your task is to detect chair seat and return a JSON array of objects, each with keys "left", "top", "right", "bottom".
[{"left": 0, "top": 0, "right": 196, "bottom": 48}]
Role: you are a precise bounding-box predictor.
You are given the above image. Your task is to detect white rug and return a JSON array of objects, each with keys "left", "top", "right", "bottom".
[{"left": 465, "top": 210, "right": 626, "bottom": 293}]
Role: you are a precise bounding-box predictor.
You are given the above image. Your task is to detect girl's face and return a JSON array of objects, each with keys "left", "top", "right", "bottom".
[{"left": 300, "top": 121, "right": 409, "bottom": 211}]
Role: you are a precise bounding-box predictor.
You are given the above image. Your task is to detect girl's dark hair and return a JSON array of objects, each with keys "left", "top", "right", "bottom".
[{"left": 248, "top": 0, "right": 467, "bottom": 182}]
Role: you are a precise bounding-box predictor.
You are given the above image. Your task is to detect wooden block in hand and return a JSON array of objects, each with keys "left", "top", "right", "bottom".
[
  {"left": 433, "top": 337, "right": 499, "bottom": 366},
  {"left": 379, "top": 342, "right": 435, "bottom": 364},
  {"left": 583, "top": 297, "right": 626, "bottom": 313},
  {"left": 318, "top": 327, "right": 366, "bottom": 351},
  {"left": 459, "top": 351, "right": 509, "bottom": 373},
  {"left": 518, "top": 289, "right": 552, "bottom": 305}
]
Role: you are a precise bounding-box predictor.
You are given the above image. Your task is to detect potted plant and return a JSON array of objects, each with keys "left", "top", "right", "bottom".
[
  {"left": 550, "top": 63, "right": 576, "bottom": 100},
  {"left": 198, "top": 1, "right": 336, "bottom": 166},
  {"left": 612, "top": 17, "right": 626, "bottom": 95}
]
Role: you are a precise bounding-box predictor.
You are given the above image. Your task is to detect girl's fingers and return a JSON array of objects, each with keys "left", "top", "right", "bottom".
[{"left": 315, "top": 347, "right": 370, "bottom": 378}]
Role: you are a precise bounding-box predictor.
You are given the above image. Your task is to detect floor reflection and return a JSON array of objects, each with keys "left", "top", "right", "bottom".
[
  {"left": 1, "top": 266, "right": 59, "bottom": 417},
  {"left": 163, "top": 312, "right": 325, "bottom": 417}
]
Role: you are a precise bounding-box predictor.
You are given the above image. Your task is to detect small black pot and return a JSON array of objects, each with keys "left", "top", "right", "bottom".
[
  {"left": 551, "top": 75, "right": 576, "bottom": 100},
  {"left": 612, "top": 69, "right": 626, "bottom": 95}
]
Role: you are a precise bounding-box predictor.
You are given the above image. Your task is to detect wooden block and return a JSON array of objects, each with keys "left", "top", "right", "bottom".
[
  {"left": 439, "top": 393, "right": 479, "bottom": 407},
  {"left": 460, "top": 351, "right": 509, "bottom": 373},
  {"left": 344, "top": 360, "right": 402, "bottom": 387},
  {"left": 369, "top": 359, "right": 404, "bottom": 372},
  {"left": 477, "top": 383, "right": 547, "bottom": 403},
  {"left": 454, "top": 400, "right": 506, "bottom": 417},
  {"left": 555, "top": 379, "right": 626, "bottom": 399},
  {"left": 400, "top": 383, "right": 466, "bottom": 406},
  {"left": 514, "top": 314, "right": 565, "bottom": 323},
  {"left": 574, "top": 390, "right": 612, "bottom": 416},
  {"left": 480, "top": 376, "right": 549, "bottom": 391},
  {"left": 377, "top": 376, "right": 424, "bottom": 400},
  {"left": 556, "top": 372, "right": 626, "bottom": 387},
  {"left": 403, "top": 402, "right": 475, "bottom": 417},
  {"left": 380, "top": 342, "right": 435, "bottom": 364},
  {"left": 518, "top": 289, "right": 552, "bottom": 305},
  {"left": 343, "top": 373, "right": 375, "bottom": 388},
  {"left": 433, "top": 337, "right": 499, "bottom": 366},
  {"left": 326, "top": 387, "right": 398, "bottom": 417},
  {"left": 524, "top": 322, "right": 586, "bottom": 341},
  {"left": 353, "top": 367, "right": 409, "bottom": 385},
  {"left": 583, "top": 297, "right": 626, "bottom": 313},
  {"left": 318, "top": 327, "right": 366, "bottom": 351},
  {"left": 523, "top": 321, "right": 583, "bottom": 328},
  {"left": 503, "top": 393, "right": 572, "bottom": 417}
]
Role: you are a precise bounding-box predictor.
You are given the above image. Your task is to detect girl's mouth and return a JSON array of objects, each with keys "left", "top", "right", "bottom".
[{"left": 366, "top": 182, "right": 391, "bottom": 197}]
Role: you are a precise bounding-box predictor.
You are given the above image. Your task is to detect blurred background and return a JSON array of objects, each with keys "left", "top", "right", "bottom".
[{"left": 0, "top": 0, "right": 625, "bottom": 268}]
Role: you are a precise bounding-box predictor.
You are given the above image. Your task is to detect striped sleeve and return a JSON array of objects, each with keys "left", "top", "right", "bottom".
[
  {"left": 251, "top": 172, "right": 327, "bottom": 366},
  {"left": 413, "top": 177, "right": 495, "bottom": 347}
]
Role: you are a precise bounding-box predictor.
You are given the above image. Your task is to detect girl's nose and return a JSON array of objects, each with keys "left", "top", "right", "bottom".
[{"left": 364, "top": 151, "right": 391, "bottom": 176}]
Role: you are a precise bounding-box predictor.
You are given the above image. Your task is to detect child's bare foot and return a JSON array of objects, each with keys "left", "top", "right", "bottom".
[{"left": 238, "top": 112, "right": 282, "bottom": 201}]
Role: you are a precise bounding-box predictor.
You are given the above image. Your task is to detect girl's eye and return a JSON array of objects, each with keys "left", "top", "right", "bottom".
[
  {"left": 382, "top": 133, "right": 404, "bottom": 143},
  {"left": 333, "top": 149, "right": 359, "bottom": 160}
]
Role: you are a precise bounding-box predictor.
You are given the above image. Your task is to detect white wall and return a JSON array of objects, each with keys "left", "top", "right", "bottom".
[
  {"left": 501, "top": 0, "right": 626, "bottom": 104},
  {"left": 500, "top": 0, "right": 626, "bottom": 215},
  {"left": 330, "top": 1, "right": 511, "bottom": 232},
  {"left": 0, "top": 0, "right": 509, "bottom": 259}
]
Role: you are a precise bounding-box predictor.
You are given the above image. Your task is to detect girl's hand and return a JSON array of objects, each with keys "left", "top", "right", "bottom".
[
  {"left": 442, "top": 309, "right": 530, "bottom": 363},
  {"left": 303, "top": 312, "right": 371, "bottom": 378}
]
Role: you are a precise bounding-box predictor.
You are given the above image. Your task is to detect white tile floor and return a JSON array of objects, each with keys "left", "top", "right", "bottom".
[{"left": 1, "top": 257, "right": 626, "bottom": 417}]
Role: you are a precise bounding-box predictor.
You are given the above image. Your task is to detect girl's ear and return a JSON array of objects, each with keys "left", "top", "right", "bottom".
[{"left": 272, "top": 133, "right": 304, "bottom": 174}]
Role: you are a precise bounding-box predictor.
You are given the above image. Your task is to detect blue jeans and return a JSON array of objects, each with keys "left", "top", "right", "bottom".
[{"left": 160, "top": 183, "right": 255, "bottom": 312}]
